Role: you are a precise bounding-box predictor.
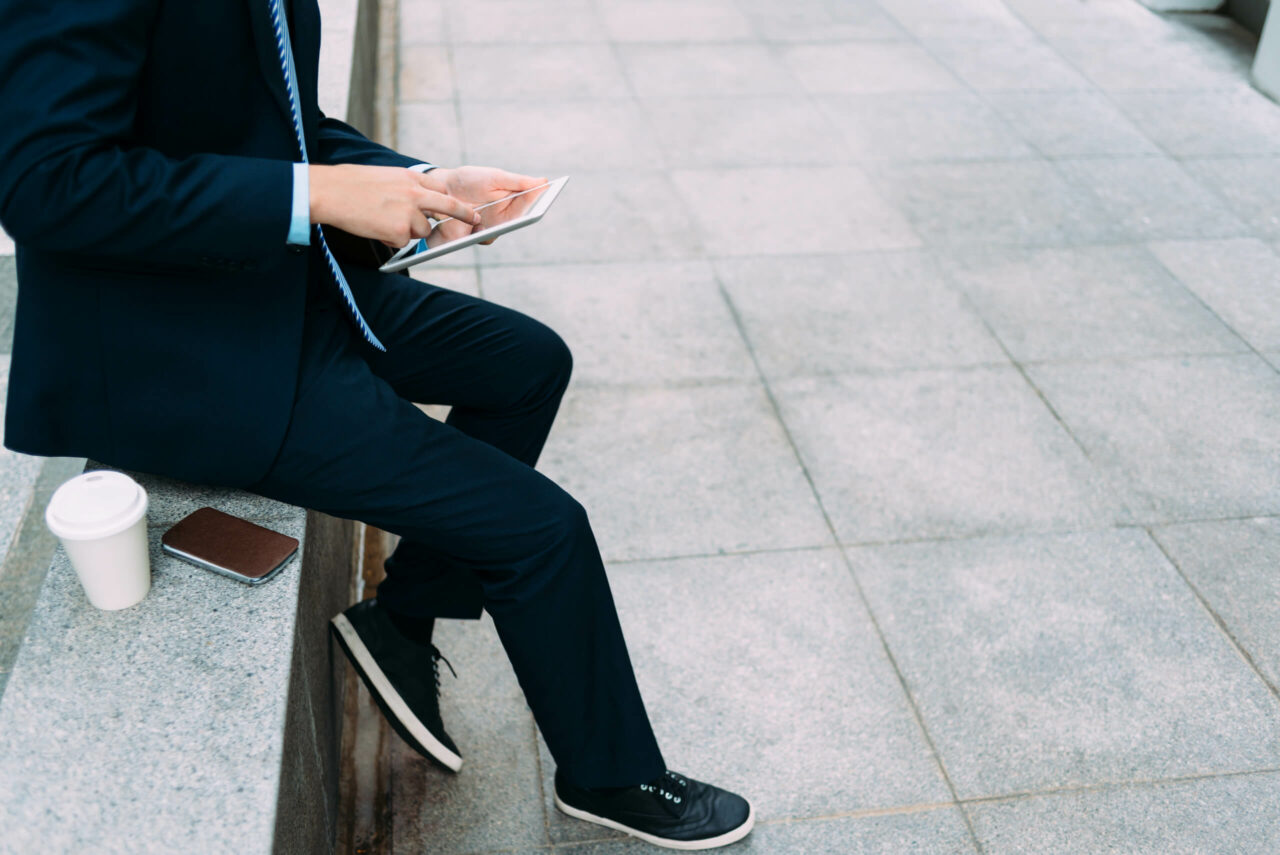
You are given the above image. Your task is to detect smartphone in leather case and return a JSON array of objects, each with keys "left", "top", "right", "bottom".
[{"left": 161, "top": 507, "right": 299, "bottom": 586}]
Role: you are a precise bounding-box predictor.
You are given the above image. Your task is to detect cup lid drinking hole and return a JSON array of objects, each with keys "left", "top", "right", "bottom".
[{"left": 45, "top": 471, "right": 149, "bottom": 541}]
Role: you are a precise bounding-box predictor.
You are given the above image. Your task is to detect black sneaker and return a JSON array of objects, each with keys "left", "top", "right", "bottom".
[
  {"left": 329, "top": 598, "right": 462, "bottom": 772},
  {"left": 554, "top": 769, "right": 754, "bottom": 850}
]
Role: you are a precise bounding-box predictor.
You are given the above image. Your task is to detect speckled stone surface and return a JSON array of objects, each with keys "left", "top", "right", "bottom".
[
  {"left": 0, "top": 473, "right": 359, "bottom": 855},
  {"left": 0, "top": 513, "right": 307, "bottom": 853},
  {"left": 968, "top": 772, "right": 1280, "bottom": 854},
  {"left": 84, "top": 460, "right": 298, "bottom": 525}
]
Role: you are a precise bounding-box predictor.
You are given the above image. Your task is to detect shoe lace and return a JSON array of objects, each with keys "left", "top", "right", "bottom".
[
  {"left": 639, "top": 770, "right": 689, "bottom": 810},
  {"left": 430, "top": 645, "right": 457, "bottom": 697}
]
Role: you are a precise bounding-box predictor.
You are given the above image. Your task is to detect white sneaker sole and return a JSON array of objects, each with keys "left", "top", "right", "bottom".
[
  {"left": 554, "top": 791, "right": 755, "bottom": 850},
  {"left": 330, "top": 612, "right": 463, "bottom": 772}
]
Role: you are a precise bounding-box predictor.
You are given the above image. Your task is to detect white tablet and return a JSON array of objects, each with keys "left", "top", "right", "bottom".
[{"left": 379, "top": 175, "right": 569, "bottom": 273}]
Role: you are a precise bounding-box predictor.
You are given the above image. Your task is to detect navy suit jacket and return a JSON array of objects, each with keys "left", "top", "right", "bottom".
[{"left": 0, "top": 0, "right": 422, "bottom": 485}]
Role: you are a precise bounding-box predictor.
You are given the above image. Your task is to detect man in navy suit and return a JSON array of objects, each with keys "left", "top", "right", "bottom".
[{"left": 0, "top": 0, "right": 753, "bottom": 848}]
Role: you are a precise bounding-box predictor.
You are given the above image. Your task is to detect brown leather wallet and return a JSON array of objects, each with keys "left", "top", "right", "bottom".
[{"left": 161, "top": 507, "right": 299, "bottom": 586}]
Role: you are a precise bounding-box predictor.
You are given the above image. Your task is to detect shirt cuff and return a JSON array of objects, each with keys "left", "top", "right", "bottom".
[
  {"left": 408, "top": 163, "right": 437, "bottom": 174},
  {"left": 287, "top": 162, "right": 311, "bottom": 246}
]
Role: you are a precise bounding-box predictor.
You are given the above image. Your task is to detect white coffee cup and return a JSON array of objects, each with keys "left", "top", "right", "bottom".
[{"left": 45, "top": 470, "right": 151, "bottom": 610}]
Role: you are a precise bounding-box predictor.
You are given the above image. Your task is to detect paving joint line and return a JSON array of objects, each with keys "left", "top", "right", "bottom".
[
  {"left": 928, "top": 246, "right": 1096, "bottom": 463},
  {"left": 1145, "top": 526, "right": 1280, "bottom": 701},
  {"left": 709, "top": 262, "right": 986, "bottom": 853},
  {"left": 1144, "top": 245, "right": 1280, "bottom": 378},
  {"left": 603, "top": 511, "right": 1280, "bottom": 566},
  {"left": 955, "top": 762, "right": 1280, "bottom": 808}
]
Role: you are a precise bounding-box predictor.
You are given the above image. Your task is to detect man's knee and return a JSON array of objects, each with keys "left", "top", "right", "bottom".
[
  {"left": 537, "top": 487, "right": 590, "bottom": 554},
  {"left": 485, "top": 486, "right": 592, "bottom": 604},
  {"left": 519, "top": 320, "right": 573, "bottom": 402}
]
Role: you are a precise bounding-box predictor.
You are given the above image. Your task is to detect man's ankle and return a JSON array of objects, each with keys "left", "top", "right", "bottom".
[{"left": 383, "top": 603, "right": 436, "bottom": 647}]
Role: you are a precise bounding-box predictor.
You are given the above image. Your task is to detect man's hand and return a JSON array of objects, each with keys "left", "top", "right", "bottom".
[
  {"left": 421, "top": 166, "right": 548, "bottom": 246},
  {"left": 309, "top": 164, "right": 480, "bottom": 248}
]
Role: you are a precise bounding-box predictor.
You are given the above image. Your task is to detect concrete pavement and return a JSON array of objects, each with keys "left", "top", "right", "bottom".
[{"left": 376, "top": 0, "right": 1280, "bottom": 851}]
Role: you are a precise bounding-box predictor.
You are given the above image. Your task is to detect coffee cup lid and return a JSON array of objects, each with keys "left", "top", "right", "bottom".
[{"left": 45, "top": 470, "right": 149, "bottom": 541}]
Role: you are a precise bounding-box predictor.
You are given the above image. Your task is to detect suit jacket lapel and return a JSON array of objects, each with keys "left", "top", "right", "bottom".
[{"left": 243, "top": 0, "right": 295, "bottom": 129}]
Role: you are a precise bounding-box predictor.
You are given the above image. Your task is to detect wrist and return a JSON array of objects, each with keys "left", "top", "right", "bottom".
[
  {"left": 417, "top": 166, "right": 452, "bottom": 192},
  {"left": 308, "top": 164, "right": 331, "bottom": 224}
]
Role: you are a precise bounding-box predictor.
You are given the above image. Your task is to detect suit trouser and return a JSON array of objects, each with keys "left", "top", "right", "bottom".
[{"left": 243, "top": 259, "right": 666, "bottom": 788}]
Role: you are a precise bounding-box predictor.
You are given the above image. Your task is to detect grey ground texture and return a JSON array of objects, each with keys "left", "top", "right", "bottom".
[
  {"left": 0, "top": 0, "right": 1230, "bottom": 851},
  {"left": 379, "top": 0, "right": 1280, "bottom": 852}
]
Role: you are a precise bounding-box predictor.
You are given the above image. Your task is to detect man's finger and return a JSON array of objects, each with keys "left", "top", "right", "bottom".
[
  {"left": 415, "top": 187, "right": 479, "bottom": 225},
  {"left": 434, "top": 218, "right": 473, "bottom": 244},
  {"left": 408, "top": 211, "right": 432, "bottom": 240},
  {"left": 493, "top": 169, "right": 548, "bottom": 191}
]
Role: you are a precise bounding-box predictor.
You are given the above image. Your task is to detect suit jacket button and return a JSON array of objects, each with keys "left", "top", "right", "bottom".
[{"left": 288, "top": 245, "right": 305, "bottom": 255}]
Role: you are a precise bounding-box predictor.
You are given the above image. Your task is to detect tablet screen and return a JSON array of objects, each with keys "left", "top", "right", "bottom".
[
  {"left": 381, "top": 175, "right": 569, "bottom": 272},
  {"left": 425, "top": 181, "right": 552, "bottom": 249}
]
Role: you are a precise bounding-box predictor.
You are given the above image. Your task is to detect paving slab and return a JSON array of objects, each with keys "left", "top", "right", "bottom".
[
  {"left": 1027, "top": 354, "right": 1280, "bottom": 522},
  {"left": 967, "top": 772, "right": 1280, "bottom": 854},
  {"left": 460, "top": 98, "right": 658, "bottom": 173},
  {"left": 981, "top": 90, "right": 1160, "bottom": 158},
  {"left": 446, "top": 0, "right": 606, "bottom": 44},
  {"left": 382, "top": 2, "right": 1280, "bottom": 852},
  {"left": 877, "top": 0, "right": 1029, "bottom": 40},
  {"left": 389, "top": 695, "right": 544, "bottom": 854},
  {"left": 0, "top": 257, "right": 15, "bottom": 354},
  {"left": 618, "top": 44, "right": 801, "bottom": 98},
  {"left": 852, "top": 530, "right": 1280, "bottom": 799},
  {"left": 480, "top": 261, "right": 756, "bottom": 385},
  {"left": 1180, "top": 157, "right": 1280, "bottom": 239},
  {"left": 1169, "top": 14, "right": 1260, "bottom": 74},
  {"left": 397, "top": 101, "right": 463, "bottom": 167},
  {"left": 924, "top": 37, "right": 1092, "bottom": 92},
  {"left": 1111, "top": 88, "right": 1280, "bottom": 157},
  {"left": 431, "top": 610, "right": 526, "bottom": 702},
  {"left": 389, "top": 612, "right": 541, "bottom": 854},
  {"left": 773, "top": 367, "right": 1128, "bottom": 543},
  {"left": 1147, "top": 238, "right": 1280, "bottom": 352},
  {"left": 398, "top": 0, "right": 444, "bottom": 44},
  {"left": 0, "top": 361, "right": 45, "bottom": 558},
  {"left": 384, "top": 581, "right": 535, "bottom": 855},
  {"left": 641, "top": 96, "right": 848, "bottom": 169},
  {"left": 671, "top": 166, "right": 921, "bottom": 256},
  {"left": 550, "top": 807, "right": 977, "bottom": 853},
  {"left": 1056, "top": 155, "right": 1251, "bottom": 241},
  {"left": 1002, "top": 0, "right": 1177, "bottom": 44},
  {"left": 867, "top": 160, "right": 1116, "bottom": 247},
  {"left": 817, "top": 92, "right": 1034, "bottom": 162},
  {"left": 942, "top": 244, "right": 1246, "bottom": 362},
  {"left": 452, "top": 45, "right": 628, "bottom": 100},
  {"left": 477, "top": 171, "right": 704, "bottom": 266},
  {"left": 607, "top": 550, "right": 951, "bottom": 820},
  {"left": 540, "top": 383, "right": 831, "bottom": 561},
  {"left": 716, "top": 251, "right": 1006, "bottom": 378},
  {"left": 735, "top": 0, "right": 906, "bottom": 43},
  {"left": 597, "top": 0, "right": 754, "bottom": 42},
  {"left": 780, "top": 42, "right": 963, "bottom": 94},
  {"left": 1050, "top": 36, "right": 1252, "bottom": 91},
  {"left": 1150, "top": 517, "right": 1280, "bottom": 690},
  {"left": 397, "top": 43, "right": 453, "bottom": 101}
]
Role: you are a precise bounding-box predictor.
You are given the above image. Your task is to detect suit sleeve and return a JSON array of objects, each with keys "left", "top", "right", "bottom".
[
  {"left": 0, "top": 0, "right": 293, "bottom": 266},
  {"left": 316, "top": 111, "right": 434, "bottom": 171}
]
